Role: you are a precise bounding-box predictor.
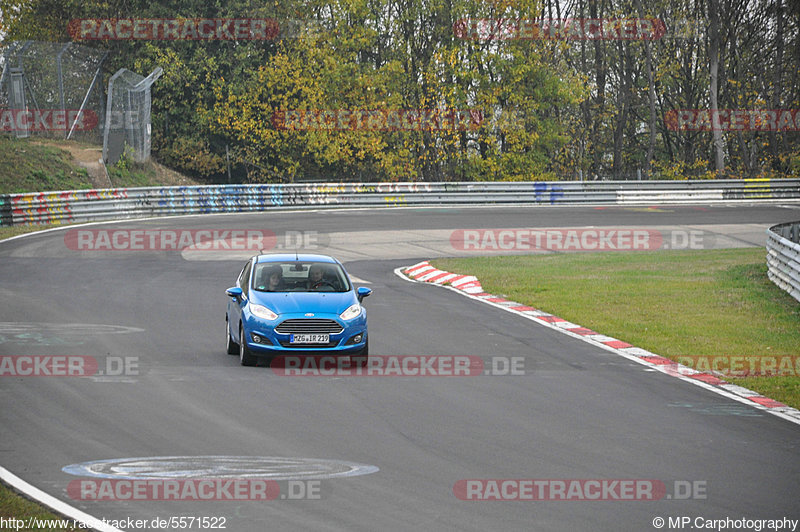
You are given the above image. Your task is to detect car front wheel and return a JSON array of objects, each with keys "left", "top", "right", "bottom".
[
  {"left": 239, "top": 323, "right": 257, "bottom": 366},
  {"left": 226, "top": 318, "right": 238, "bottom": 355}
]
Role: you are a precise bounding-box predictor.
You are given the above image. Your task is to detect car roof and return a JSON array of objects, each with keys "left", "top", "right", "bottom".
[{"left": 254, "top": 253, "right": 339, "bottom": 264}]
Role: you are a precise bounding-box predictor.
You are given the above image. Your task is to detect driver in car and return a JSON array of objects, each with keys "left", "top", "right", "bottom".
[{"left": 307, "top": 264, "right": 328, "bottom": 290}]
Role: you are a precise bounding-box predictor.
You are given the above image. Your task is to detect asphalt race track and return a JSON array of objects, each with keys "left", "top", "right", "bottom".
[{"left": 1, "top": 204, "right": 799, "bottom": 531}]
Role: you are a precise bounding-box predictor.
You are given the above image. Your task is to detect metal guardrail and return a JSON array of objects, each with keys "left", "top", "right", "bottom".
[
  {"left": 767, "top": 221, "right": 800, "bottom": 304},
  {"left": 1, "top": 178, "right": 799, "bottom": 227}
]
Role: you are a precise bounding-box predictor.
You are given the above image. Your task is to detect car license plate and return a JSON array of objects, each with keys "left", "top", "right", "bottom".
[{"left": 290, "top": 333, "right": 329, "bottom": 344}]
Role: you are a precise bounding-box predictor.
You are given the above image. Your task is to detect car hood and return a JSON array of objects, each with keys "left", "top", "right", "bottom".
[{"left": 250, "top": 291, "right": 357, "bottom": 316}]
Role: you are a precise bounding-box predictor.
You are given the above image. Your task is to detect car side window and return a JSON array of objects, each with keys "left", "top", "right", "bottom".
[
  {"left": 239, "top": 261, "right": 252, "bottom": 297},
  {"left": 237, "top": 262, "right": 247, "bottom": 287}
]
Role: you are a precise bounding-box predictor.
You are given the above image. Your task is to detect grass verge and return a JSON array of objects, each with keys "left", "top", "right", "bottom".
[
  {"left": 0, "top": 224, "right": 69, "bottom": 242},
  {"left": 0, "top": 482, "right": 81, "bottom": 532},
  {"left": 1, "top": 136, "right": 204, "bottom": 195},
  {"left": 0, "top": 136, "right": 91, "bottom": 194},
  {"left": 432, "top": 249, "right": 800, "bottom": 409}
]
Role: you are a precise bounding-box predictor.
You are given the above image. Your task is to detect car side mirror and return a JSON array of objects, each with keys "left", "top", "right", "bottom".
[
  {"left": 226, "top": 287, "right": 243, "bottom": 301},
  {"left": 357, "top": 287, "right": 372, "bottom": 303}
]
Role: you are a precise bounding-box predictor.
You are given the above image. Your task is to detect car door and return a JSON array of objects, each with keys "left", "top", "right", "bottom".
[{"left": 228, "top": 259, "right": 252, "bottom": 342}]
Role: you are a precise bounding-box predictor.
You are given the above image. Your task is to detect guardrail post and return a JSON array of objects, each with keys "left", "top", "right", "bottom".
[{"left": 0, "top": 195, "right": 10, "bottom": 227}]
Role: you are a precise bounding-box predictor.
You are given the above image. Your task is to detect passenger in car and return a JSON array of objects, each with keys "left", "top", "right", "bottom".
[{"left": 262, "top": 265, "right": 285, "bottom": 291}]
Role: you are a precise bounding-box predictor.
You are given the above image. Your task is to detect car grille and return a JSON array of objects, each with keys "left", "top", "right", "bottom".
[
  {"left": 275, "top": 319, "right": 344, "bottom": 335},
  {"left": 278, "top": 340, "right": 339, "bottom": 348}
]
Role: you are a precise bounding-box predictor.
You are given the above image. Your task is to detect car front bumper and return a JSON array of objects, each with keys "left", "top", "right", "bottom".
[{"left": 242, "top": 312, "right": 367, "bottom": 356}]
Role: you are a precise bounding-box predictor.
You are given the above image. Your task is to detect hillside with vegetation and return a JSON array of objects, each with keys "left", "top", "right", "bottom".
[
  {"left": 1, "top": 0, "right": 798, "bottom": 183},
  {"left": 0, "top": 136, "right": 202, "bottom": 195}
]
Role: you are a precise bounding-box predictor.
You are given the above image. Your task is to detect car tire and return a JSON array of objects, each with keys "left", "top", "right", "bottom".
[
  {"left": 239, "top": 323, "right": 257, "bottom": 367},
  {"left": 226, "top": 317, "right": 238, "bottom": 355},
  {"left": 350, "top": 337, "right": 369, "bottom": 368}
]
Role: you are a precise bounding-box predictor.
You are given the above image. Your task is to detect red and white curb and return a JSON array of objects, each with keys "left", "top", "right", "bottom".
[{"left": 397, "top": 260, "right": 800, "bottom": 427}]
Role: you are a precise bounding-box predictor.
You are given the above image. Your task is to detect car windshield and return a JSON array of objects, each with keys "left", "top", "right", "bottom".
[{"left": 252, "top": 261, "right": 351, "bottom": 293}]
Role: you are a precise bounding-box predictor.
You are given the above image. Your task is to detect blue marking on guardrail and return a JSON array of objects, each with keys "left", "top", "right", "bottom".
[
  {"left": 550, "top": 185, "right": 564, "bottom": 204},
  {"left": 533, "top": 182, "right": 564, "bottom": 204}
]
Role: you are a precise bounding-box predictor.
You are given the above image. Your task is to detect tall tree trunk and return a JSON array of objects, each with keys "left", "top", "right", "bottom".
[
  {"left": 590, "top": 0, "right": 607, "bottom": 179},
  {"left": 708, "top": 0, "right": 725, "bottom": 174},
  {"left": 769, "top": 0, "right": 785, "bottom": 170},
  {"left": 634, "top": 0, "right": 657, "bottom": 178},
  {"left": 612, "top": 45, "right": 632, "bottom": 178}
]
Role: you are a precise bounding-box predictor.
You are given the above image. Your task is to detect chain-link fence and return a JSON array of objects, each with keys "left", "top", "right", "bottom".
[
  {"left": 0, "top": 42, "right": 162, "bottom": 166},
  {"left": 0, "top": 41, "right": 107, "bottom": 142},
  {"left": 102, "top": 67, "right": 162, "bottom": 165}
]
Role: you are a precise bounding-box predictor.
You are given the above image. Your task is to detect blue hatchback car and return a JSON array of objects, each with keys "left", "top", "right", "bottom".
[{"left": 225, "top": 253, "right": 371, "bottom": 366}]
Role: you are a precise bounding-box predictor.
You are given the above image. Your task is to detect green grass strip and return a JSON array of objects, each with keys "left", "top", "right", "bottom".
[
  {"left": 433, "top": 249, "right": 800, "bottom": 409},
  {"left": 0, "top": 224, "right": 69, "bottom": 242},
  {"left": 0, "top": 483, "right": 81, "bottom": 532}
]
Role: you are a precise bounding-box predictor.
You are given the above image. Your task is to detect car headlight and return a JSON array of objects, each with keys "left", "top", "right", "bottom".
[
  {"left": 340, "top": 303, "right": 362, "bottom": 320},
  {"left": 250, "top": 304, "right": 278, "bottom": 321}
]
